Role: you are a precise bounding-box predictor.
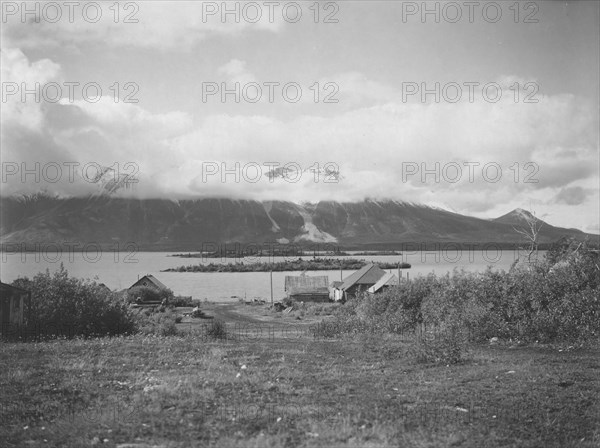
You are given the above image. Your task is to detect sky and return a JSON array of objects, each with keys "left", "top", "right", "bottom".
[{"left": 1, "top": 0, "right": 599, "bottom": 233}]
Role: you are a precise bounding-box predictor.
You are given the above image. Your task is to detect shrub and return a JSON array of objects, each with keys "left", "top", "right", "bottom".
[
  {"left": 169, "top": 296, "right": 195, "bottom": 307},
  {"left": 9, "top": 265, "right": 136, "bottom": 340},
  {"left": 205, "top": 320, "right": 227, "bottom": 340},
  {"left": 135, "top": 309, "right": 179, "bottom": 336},
  {"left": 411, "top": 320, "right": 468, "bottom": 365},
  {"left": 317, "top": 240, "right": 600, "bottom": 346},
  {"left": 353, "top": 274, "right": 442, "bottom": 334}
]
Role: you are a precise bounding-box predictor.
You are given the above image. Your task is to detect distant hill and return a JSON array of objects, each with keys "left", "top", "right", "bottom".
[{"left": 0, "top": 196, "right": 596, "bottom": 250}]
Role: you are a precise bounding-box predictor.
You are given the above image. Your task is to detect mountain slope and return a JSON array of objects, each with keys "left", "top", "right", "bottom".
[{"left": 0, "top": 196, "right": 596, "bottom": 250}]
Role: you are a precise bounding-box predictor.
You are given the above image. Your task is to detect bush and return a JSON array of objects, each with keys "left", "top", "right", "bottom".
[
  {"left": 135, "top": 309, "right": 179, "bottom": 336},
  {"left": 169, "top": 296, "right": 195, "bottom": 307},
  {"left": 317, "top": 240, "right": 600, "bottom": 346},
  {"left": 411, "top": 321, "right": 469, "bottom": 364},
  {"left": 205, "top": 320, "right": 227, "bottom": 340},
  {"left": 9, "top": 265, "right": 136, "bottom": 340}
]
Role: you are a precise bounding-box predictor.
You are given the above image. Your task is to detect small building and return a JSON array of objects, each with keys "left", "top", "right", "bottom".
[
  {"left": 367, "top": 272, "right": 398, "bottom": 294},
  {"left": 330, "top": 281, "right": 344, "bottom": 301},
  {"left": 0, "top": 282, "right": 31, "bottom": 330},
  {"left": 129, "top": 274, "right": 168, "bottom": 292},
  {"left": 285, "top": 274, "right": 330, "bottom": 302},
  {"left": 333, "top": 263, "right": 387, "bottom": 301}
]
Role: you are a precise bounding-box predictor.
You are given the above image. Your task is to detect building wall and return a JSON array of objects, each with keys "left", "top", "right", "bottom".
[
  {"left": 130, "top": 278, "right": 160, "bottom": 290},
  {"left": 0, "top": 295, "right": 25, "bottom": 326},
  {"left": 345, "top": 284, "right": 372, "bottom": 299},
  {"left": 290, "top": 294, "right": 330, "bottom": 303}
]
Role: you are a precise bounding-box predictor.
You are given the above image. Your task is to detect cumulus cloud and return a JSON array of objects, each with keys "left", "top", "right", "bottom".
[
  {"left": 1, "top": 2, "right": 282, "bottom": 51},
  {"left": 217, "top": 59, "right": 257, "bottom": 84},
  {"left": 554, "top": 186, "right": 589, "bottom": 205},
  {"left": 1, "top": 48, "right": 61, "bottom": 130},
  {"left": 586, "top": 223, "right": 600, "bottom": 234},
  {"left": 1, "top": 46, "right": 598, "bottom": 230}
]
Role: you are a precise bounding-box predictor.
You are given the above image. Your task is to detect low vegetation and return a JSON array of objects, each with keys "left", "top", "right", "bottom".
[
  {"left": 1, "top": 333, "right": 598, "bottom": 447},
  {"left": 316, "top": 239, "right": 600, "bottom": 364},
  {"left": 1, "top": 239, "right": 598, "bottom": 446},
  {"left": 7, "top": 266, "right": 136, "bottom": 339},
  {"left": 133, "top": 308, "right": 180, "bottom": 337},
  {"left": 163, "top": 257, "right": 410, "bottom": 273}
]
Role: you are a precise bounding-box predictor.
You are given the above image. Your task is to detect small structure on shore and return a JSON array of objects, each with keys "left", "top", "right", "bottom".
[
  {"left": 329, "top": 281, "right": 343, "bottom": 300},
  {"left": 0, "top": 282, "right": 31, "bottom": 330},
  {"left": 285, "top": 273, "right": 329, "bottom": 302},
  {"left": 128, "top": 274, "right": 170, "bottom": 306},
  {"left": 367, "top": 272, "right": 398, "bottom": 294},
  {"left": 332, "top": 263, "right": 387, "bottom": 301},
  {"left": 129, "top": 274, "right": 168, "bottom": 292}
]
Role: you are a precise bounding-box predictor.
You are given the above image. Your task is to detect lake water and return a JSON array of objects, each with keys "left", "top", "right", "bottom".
[{"left": 0, "top": 249, "right": 540, "bottom": 302}]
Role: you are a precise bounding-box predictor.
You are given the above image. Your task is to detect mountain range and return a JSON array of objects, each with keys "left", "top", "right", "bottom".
[{"left": 0, "top": 195, "right": 596, "bottom": 250}]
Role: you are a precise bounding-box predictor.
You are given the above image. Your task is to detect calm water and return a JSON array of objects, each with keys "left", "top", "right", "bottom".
[{"left": 0, "top": 249, "right": 539, "bottom": 302}]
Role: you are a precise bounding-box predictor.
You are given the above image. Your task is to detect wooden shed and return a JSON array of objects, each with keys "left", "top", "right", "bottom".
[
  {"left": 333, "top": 263, "right": 387, "bottom": 301},
  {"left": 0, "top": 282, "right": 31, "bottom": 330},
  {"left": 129, "top": 274, "right": 168, "bottom": 292},
  {"left": 285, "top": 274, "right": 330, "bottom": 302}
]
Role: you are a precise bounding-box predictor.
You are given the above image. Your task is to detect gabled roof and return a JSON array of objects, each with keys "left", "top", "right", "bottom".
[
  {"left": 285, "top": 275, "right": 329, "bottom": 295},
  {"left": 367, "top": 272, "right": 398, "bottom": 293},
  {"left": 0, "top": 281, "right": 30, "bottom": 295},
  {"left": 129, "top": 274, "right": 169, "bottom": 291},
  {"left": 339, "top": 263, "right": 386, "bottom": 291}
]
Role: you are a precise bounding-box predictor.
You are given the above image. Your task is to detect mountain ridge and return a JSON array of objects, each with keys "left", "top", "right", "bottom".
[{"left": 0, "top": 195, "right": 596, "bottom": 250}]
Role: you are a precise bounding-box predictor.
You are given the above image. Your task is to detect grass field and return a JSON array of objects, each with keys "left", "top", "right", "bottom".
[{"left": 1, "top": 306, "right": 599, "bottom": 448}]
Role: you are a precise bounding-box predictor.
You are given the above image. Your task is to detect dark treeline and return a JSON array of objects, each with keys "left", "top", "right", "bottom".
[{"left": 163, "top": 258, "right": 411, "bottom": 273}]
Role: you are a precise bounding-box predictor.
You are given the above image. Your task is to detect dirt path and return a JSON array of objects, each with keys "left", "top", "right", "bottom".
[
  {"left": 203, "top": 303, "right": 268, "bottom": 325},
  {"left": 186, "top": 302, "right": 326, "bottom": 328}
]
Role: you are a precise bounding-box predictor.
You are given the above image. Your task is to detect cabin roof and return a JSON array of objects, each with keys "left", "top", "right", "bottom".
[
  {"left": 339, "top": 263, "right": 386, "bottom": 291},
  {"left": 129, "top": 274, "right": 169, "bottom": 291},
  {"left": 367, "top": 272, "right": 398, "bottom": 293},
  {"left": 0, "top": 281, "right": 30, "bottom": 295}
]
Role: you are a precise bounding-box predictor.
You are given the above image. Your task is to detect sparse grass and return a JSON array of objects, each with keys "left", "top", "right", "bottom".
[{"left": 1, "top": 333, "right": 598, "bottom": 447}]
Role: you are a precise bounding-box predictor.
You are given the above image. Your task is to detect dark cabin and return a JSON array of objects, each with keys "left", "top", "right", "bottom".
[
  {"left": 333, "top": 263, "right": 387, "bottom": 301},
  {"left": 129, "top": 274, "right": 168, "bottom": 292},
  {"left": 0, "top": 282, "right": 31, "bottom": 332}
]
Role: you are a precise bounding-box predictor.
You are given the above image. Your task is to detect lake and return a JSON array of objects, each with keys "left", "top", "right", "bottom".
[{"left": 0, "top": 249, "right": 540, "bottom": 302}]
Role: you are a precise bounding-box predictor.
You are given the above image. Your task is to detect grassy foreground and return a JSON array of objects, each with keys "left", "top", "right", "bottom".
[{"left": 1, "top": 330, "right": 599, "bottom": 448}]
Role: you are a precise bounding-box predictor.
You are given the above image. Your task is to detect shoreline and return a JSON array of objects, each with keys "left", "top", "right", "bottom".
[{"left": 162, "top": 258, "right": 412, "bottom": 273}]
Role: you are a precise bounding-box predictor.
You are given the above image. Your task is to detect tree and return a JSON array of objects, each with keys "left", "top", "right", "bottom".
[
  {"left": 513, "top": 209, "right": 544, "bottom": 263},
  {"left": 11, "top": 264, "right": 136, "bottom": 339}
]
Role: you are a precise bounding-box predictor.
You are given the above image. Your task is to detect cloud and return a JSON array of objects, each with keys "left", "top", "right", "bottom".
[
  {"left": 586, "top": 223, "right": 600, "bottom": 234},
  {"left": 217, "top": 59, "right": 257, "bottom": 84},
  {"left": 2, "top": 53, "right": 598, "bottom": 230},
  {"left": 1, "top": 2, "right": 283, "bottom": 52},
  {"left": 553, "top": 186, "right": 589, "bottom": 205},
  {"left": 1, "top": 48, "right": 61, "bottom": 131}
]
